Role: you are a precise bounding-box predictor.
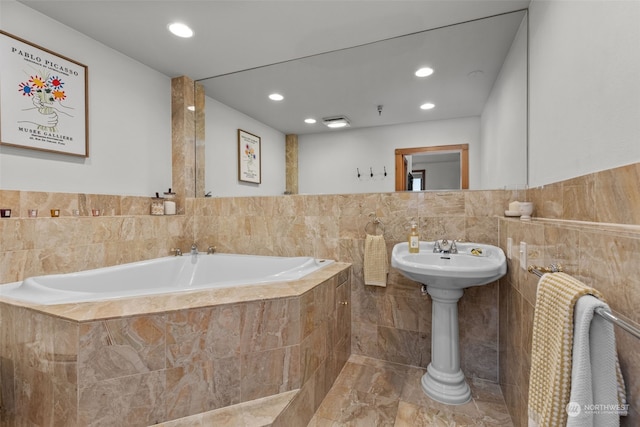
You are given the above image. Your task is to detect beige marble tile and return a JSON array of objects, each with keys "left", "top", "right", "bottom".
[
  {"left": 465, "top": 216, "right": 499, "bottom": 246},
  {"left": 377, "top": 294, "right": 430, "bottom": 333},
  {"left": 315, "top": 384, "right": 399, "bottom": 425},
  {"left": 562, "top": 174, "right": 596, "bottom": 222},
  {"left": 300, "top": 325, "right": 328, "bottom": 385},
  {"left": 460, "top": 338, "right": 498, "bottom": 382},
  {"left": 422, "top": 191, "right": 466, "bottom": 217},
  {"left": 165, "top": 362, "right": 213, "bottom": 419},
  {"left": 395, "top": 400, "right": 482, "bottom": 427},
  {"left": 595, "top": 163, "right": 640, "bottom": 225},
  {"left": 531, "top": 183, "right": 563, "bottom": 219},
  {"left": 351, "top": 320, "right": 378, "bottom": 358},
  {"left": 465, "top": 190, "right": 505, "bottom": 217},
  {"left": 78, "top": 315, "right": 166, "bottom": 384},
  {"left": 77, "top": 370, "right": 165, "bottom": 426},
  {"left": 0, "top": 218, "right": 37, "bottom": 251},
  {"left": 377, "top": 326, "right": 430, "bottom": 367},
  {"left": 241, "top": 297, "right": 300, "bottom": 353},
  {"left": 166, "top": 305, "right": 243, "bottom": 367},
  {"left": 240, "top": 345, "right": 301, "bottom": 401},
  {"left": 0, "top": 190, "right": 21, "bottom": 216}
]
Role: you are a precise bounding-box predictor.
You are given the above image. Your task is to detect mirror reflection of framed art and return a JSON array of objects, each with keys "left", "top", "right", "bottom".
[{"left": 238, "top": 129, "right": 261, "bottom": 184}]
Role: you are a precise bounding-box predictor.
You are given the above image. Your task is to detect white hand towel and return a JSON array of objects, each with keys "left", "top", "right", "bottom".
[
  {"left": 363, "top": 234, "right": 388, "bottom": 287},
  {"left": 566, "top": 295, "right": 627, "bottom": 427}
]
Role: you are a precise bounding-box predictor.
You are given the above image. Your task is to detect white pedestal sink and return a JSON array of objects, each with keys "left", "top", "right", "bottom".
[{"left": 391, "top": 241, "right": 506, "bottom": 405}]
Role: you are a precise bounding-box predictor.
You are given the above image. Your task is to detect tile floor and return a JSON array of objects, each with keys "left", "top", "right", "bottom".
[{"left": 309, "top": 354, "right": 513, "bottom": 426}]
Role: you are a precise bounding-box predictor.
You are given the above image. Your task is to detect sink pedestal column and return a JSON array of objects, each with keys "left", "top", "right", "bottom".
[{"left": 422, "top": 286, "right": 471, "bottom": 405}]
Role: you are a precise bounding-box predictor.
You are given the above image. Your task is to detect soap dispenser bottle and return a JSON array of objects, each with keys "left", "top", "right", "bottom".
[{"left": 408, "top": 222, "right": 420, "bottom": 253}]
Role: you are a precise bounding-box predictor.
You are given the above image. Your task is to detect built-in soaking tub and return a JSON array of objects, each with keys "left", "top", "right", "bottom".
[
  {"left": 0, "top": 253, "right": 334, "bottom": 305},
  {"left": 0, "top": 254, "right": 351, "bottom": 427}
]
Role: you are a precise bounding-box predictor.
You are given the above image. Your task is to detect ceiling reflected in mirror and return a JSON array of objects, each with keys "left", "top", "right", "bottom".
[{"left": 198, "top": 10, "right": 527, "bottom": 136}]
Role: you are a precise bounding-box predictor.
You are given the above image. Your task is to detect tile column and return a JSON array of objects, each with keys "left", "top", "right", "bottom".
[
  {"left": 285, "top": 134, "right": 298, "bottom": 195},
  {"left": 171, "top": 76, "right": 205, "bottom": 210}
]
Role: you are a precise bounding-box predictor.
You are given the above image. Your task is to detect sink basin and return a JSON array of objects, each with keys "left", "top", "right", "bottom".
[
  {"left": 390, "top": 240, "right": 507, "bottom": 405},
  {"left": 391, "top": 241, "right": 506, "bottom": 289}
]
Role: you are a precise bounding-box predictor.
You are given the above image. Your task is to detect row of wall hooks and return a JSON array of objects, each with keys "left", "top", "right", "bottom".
[{"left": 357, "top": 167, "right": 387, "bottom": 178}]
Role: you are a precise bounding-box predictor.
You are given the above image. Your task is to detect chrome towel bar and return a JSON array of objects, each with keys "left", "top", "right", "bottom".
[{"left": 528, "top": 264, "right": 640, "bottom": 340}]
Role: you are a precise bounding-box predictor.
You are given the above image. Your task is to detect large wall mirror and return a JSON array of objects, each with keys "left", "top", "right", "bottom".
[{"left": 195, "top": 10, "right": 528, "bottom": 196}]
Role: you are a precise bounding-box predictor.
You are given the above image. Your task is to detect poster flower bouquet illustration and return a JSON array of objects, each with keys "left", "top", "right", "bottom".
[
  {"left": 18, "top": 72, "right": 70, "bottom": 133},
  {"left": 1, "top": 30, "right": 88, "bottom": 157},
  {"left": 244, "top": 143, "right": 257, "bottom": 172}
]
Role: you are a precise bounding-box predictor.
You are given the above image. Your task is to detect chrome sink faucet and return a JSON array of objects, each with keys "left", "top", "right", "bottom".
[
  {"left": 433, "top": 239, "right": 458, "bottom": 254},
  {"left": 191, "top": 243, "right": 198, "bottom": 255}
]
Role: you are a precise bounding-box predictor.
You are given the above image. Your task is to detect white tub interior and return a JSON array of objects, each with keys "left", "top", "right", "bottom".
[{"left": 0, "top": 253, "right": 334, "bottom": 305}]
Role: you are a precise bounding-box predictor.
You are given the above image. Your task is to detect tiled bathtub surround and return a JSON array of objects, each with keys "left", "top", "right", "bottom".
[{"left": 0, "top": 264, "right": 351, "bottom": 426}]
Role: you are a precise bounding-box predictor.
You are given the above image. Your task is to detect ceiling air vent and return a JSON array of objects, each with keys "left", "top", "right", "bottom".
[{"left": 322, "top": 116, "right": 351, "bottom": 129}]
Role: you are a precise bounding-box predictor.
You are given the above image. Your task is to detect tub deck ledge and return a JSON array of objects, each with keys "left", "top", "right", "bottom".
[{"left": 0, "top": 261, "right": 351, "bottom": 322}]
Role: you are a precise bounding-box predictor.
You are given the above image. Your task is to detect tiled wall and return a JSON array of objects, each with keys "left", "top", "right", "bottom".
[
  {"left": 1, "top": 188, "right": 514, "bottom": 384},
  {"left": 498, "top": 162, "right": 640, "bottom": 426},
  {"left": 0, "top": 270, "right": 351, "bottom": 426},
  {"left": 0, "top": 190, "right": 192, "bottom": 283},
  {"left": 192, "top": 190, "right": 514, "bottom": 382}
]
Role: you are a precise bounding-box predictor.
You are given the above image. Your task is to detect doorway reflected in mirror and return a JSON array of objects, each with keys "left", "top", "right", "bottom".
[{"left": 396, "top": 144, "right": 468, "bottom": 191}]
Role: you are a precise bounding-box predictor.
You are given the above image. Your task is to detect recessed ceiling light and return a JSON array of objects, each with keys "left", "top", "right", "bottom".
[
  {"left": 420, "top": 102, "right": 435, "bottom": 110},
  {"left": 415, "top": 67, "right": 434, "bottom": 77},
  {"left": 304, "top": 118, "right": 317, "bottom": 124},
  {"left": 168, "top": 22, "right": 193, "bottom": 38},
  {"left": 268, "top": 93, "right": 284, "bottom": 101},
  {"left": 327, "top": 122, "right": 348, "bottom": 128}
]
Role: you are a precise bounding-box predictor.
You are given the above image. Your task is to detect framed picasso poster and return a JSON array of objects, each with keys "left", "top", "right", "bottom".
[
  {"left": 238, "top": 129, "right": 261, "bottom": 184},
  {"left": 0, "top": 30, "right": 89, "bottom": 157}
]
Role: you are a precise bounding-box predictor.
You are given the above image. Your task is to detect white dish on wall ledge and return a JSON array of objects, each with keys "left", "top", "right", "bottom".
[
  {"left": 519, "top": 202, "right": 533, "bottom": 220},
  {"left": 504, "top": 210, "right": 522, "bottom": 217}
]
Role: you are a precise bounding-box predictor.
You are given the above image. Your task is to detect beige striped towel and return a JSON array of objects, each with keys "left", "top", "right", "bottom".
[
  {"left": 363, "top": 234, "right": 388, "bottom": 286},
  {"left": 527, "top": 272, "right": 626, "bottom": 427}
]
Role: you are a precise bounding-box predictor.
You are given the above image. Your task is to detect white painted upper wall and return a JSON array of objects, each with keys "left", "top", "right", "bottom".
[
  {"left": 0, "top": 1, "right": 172, "bottom": 196},
  {"left": 479, "top": 13, "right": 528, "bottom": 190},
  {"left": 528, "top": 0, "right": 640, "bottom": 186}
]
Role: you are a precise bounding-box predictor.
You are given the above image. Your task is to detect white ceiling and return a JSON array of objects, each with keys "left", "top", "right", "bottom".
[{"left": 18, "top": 0, "right": 530, "bottom": 134}]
